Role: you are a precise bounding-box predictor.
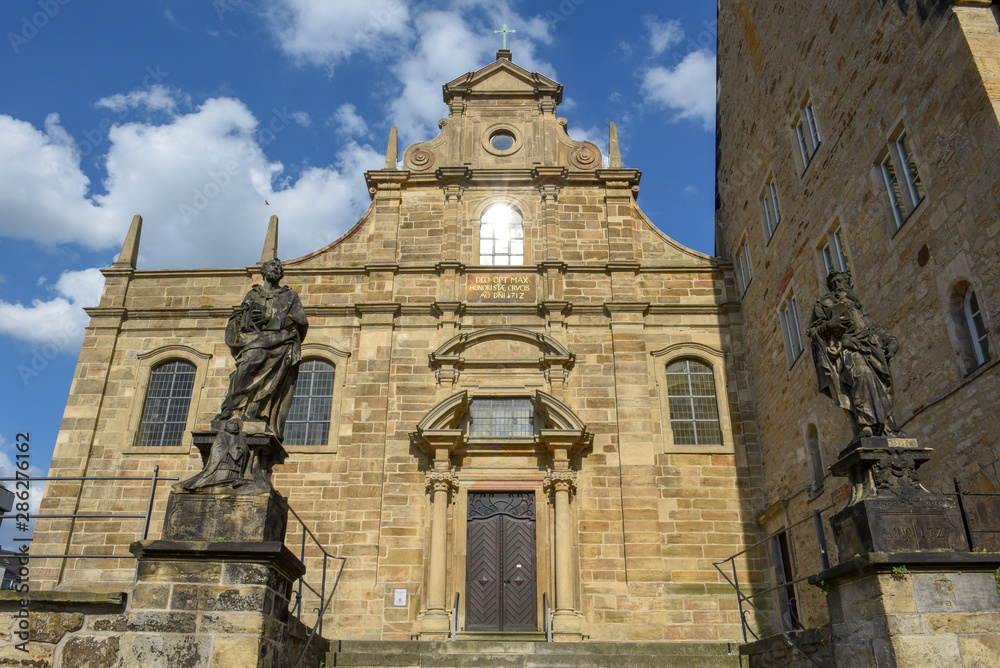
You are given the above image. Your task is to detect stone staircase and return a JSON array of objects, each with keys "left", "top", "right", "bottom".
[{"left": 326, "top": 640, "right": 742, "bottom": 667}]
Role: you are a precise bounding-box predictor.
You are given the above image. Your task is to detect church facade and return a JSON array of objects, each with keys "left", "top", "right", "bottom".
[{"left": 33, "top": 53, "right": 763, "bottom": 643}]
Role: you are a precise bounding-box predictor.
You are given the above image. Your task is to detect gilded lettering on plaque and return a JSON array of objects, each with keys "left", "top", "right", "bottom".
[{"left": 467, "top": 274, "right": 536, "bottom": 303}]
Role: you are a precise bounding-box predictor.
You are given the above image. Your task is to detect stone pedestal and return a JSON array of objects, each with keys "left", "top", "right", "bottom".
[
  {"left": 828, "top": 437, "right": 966, "bottom": 556},
  {"left": 809, "top": 437, "right": 1000, "bottom": 667},
  {"left": 117, "top": 425, "right": 312, "bottom": 668},
  {"left": 809, "top": 553, "right": 1000, "bottom": 668}
]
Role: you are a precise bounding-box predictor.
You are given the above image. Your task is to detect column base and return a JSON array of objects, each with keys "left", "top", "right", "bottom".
[
  {"left": 418, "top": 607, "right": 452, "bottom": 639},
  {"left": 551, "top": 608, "right": 585, "bottom": 641}
]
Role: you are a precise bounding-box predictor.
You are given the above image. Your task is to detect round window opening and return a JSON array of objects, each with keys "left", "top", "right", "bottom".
[{"left": 490, "top": 131, "right": 516, "bottom": 152}]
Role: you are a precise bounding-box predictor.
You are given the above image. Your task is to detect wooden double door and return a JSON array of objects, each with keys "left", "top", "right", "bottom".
[{"left": 465, "top": 492, "right": 537, "bottom": 632}]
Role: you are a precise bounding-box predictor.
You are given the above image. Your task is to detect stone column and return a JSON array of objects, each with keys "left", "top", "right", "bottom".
[
  {"left": 545, "top": 469, "right": 582, "bottom": 639},
  {"left": 420, "top": 469, "right": 458, "bottom": 638}
]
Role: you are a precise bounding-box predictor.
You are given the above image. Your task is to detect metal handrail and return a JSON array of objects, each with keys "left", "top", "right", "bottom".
[
  {"left": 713, "top": 562, "right": 823, "bottom": 668},
  {"left": 291, "top": 552, "right": 346, "bottom": 668},
  {"left": 1, "top": 466, "right": 177, "bottom": 561},
  {"left": 451, "top": 592, "right": 460, "bottom": 641}
]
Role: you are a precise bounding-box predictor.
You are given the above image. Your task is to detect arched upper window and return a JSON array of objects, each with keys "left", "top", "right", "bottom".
[
  {"left": 137, "top": 360, "right": 197, "bottom": 447},
  {"left": 479, "top": 204, "right": 524, "bottom": 265},
  {"left": 965, "top": 288, "right": 991, "bottom": 367},
  {"left": 284, "top": 359, "right": 336, "bottom": 446},
  {"left": 950, "top": 281, "right": 992, "bottom": 374},
  {"left": 665, "top": 359, "right": 723, "bottom": 446}
]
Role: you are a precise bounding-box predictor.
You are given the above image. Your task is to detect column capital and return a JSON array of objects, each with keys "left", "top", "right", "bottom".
[
  {"left": 425, "top": 470, "right": 459, "bottom": 495},
  {"left": 544, "top": 469, "right": 577, "bottom": 495}
]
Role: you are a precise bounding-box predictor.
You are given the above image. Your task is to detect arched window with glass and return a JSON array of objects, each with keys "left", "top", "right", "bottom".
[
  {"left": 137, "top": 360, "right": 197, "bottom": 447},
  {"left": 479, "top": 204, "right": 524, "bottom": 265},
  {"left": 284, "top": 359, "right": 336, "bottom": 446},
  {"left": 665, "top": 359, "right": 723, "bottom": 446}
]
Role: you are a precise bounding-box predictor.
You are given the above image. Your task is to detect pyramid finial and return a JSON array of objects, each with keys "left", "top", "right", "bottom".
[
  {"left": 385, "top": 126, "right": 398, "bottom": 169},
  {"left": 609, "top": 122, "right": 622, "bottom": 168},
  {"left": 260, "top": 215, "right": 278, "bottom": 263},
  {"left": 114, "top": 214, "right": 143, "bottom": 268}
]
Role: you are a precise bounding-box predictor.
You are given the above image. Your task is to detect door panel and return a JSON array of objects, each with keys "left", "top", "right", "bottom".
[
  {"left": 465, "top": 492, "right": 537, "bottom": 632},
  {"left": 466, "top": 514, "right": 501, "bottom": 631}
]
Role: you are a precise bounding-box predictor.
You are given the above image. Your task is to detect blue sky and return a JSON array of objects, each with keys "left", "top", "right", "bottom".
[{"left": 0, "top": 0, "right": 717, "bottom": 545}]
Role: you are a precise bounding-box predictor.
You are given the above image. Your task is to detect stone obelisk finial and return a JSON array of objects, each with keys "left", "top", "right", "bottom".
[
  {"left": 609, "top": 122, "right": 622, "bottom": 168},
  {"left": 385, "top": 126, "right": 398, "bottom": 169},
  {"left": 114, "top": 214, "right": 143, "bottom": 268},
  {"left": 259, "top": 215, "right": 278, "bottom": 264}
]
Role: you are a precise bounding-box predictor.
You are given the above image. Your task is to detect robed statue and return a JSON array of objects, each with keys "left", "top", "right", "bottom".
[
  {"left": 807, "top": 270, "right": 901, "bottom": 438},
  {"left": 179, "top": 419, "right": 250, "bottom": 490},
  {"left": 215, "top": 258, "right": 308, "bottom": 441}
]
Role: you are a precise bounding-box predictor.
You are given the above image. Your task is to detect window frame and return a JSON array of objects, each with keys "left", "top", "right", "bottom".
[
  {"left": 283, "top": 358, "right": 338, "bottom": 448},
  {"left": 478, "top": 203, "right": 525, "bottom": 266},
  {"left": 283, "top": 343, "right": 351, "bottom": 453},
  {"left": 817, "top": 223, "right": 850, "bottom": 279},
  {"left": 734, "top": 237, "right": 753, "bottom": 297},
  {"left": 779, "top": 289, "right": 805, "bottom": 368},
  {"left": 650, "top": 343, "right": 736, "bottom": 454},
  {"left": 793, "top": 98, "right": 821, "bottom": 172},
  {"left": 760, "top": 178, "right": 781, "bottom": 241},
  {"left": 125, "top": 345, "right": 211, "bottom": 455},
  {"left": 965, "top": 288, "right": 991, "bottom": 368},
  {"left": 878, "top": 129, "right": 925, "bottom": 230}
]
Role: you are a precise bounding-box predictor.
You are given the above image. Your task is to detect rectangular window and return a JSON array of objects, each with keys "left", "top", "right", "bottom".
[
  {"left": 735, "top": 240, "right": 752, "bottom": 296},
  {"left": 469, "top": 398, "right": 535, "bottom": 437},
  {"left": 819, "top": 225, "right": 850, "bottom": 276},
  {"left": 794, "top": 99, "right": 821, "bottom": 169},
  {"left": 880, "top": 131, "right": 924, "bottom": 229},
  {"left": 779, "top": 291, "right": 805, "bottom": 367},
  {"left": 761, "top": 179, "right": 781, "bottom": 239}
]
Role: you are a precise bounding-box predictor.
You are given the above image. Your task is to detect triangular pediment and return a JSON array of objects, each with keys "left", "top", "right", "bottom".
[{"left": 443, "top": 56, "right": 562, "bottom": 103}]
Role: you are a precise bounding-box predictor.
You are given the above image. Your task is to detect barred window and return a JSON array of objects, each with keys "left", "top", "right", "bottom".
[
  {"left": 468, "top": 398, "right": 535, "bottom": 438},
  {"left": 137, "top": 361, "right": 196, "bottom": 447},
  {"left": 665, "top": 359, "right": 723, "bottom": 446},
  {"left": 479, "top": 204, "right": 524, "bottom": 266},
  {"left": 284, "top": 359, "right": 336, "bottom": 446}
]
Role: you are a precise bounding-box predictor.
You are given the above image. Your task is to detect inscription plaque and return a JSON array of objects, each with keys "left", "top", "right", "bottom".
[{"left": 467, "top": 274, "right": 536, "bottom": 303}]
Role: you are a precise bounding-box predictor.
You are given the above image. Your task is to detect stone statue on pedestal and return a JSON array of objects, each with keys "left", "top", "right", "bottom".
[
  {"left": 807, "top": 270, "right": 901, "bottom": 438},
  {"left": 215, "top": 258, "right": 308, "bottom": 441}
]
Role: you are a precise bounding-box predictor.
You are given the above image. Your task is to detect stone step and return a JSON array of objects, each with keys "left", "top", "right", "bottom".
[{"left": 328, "top": 640, "right": 741, "bottom": 668}]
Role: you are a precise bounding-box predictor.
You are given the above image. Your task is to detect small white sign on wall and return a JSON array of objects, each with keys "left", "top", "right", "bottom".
[{"left": 394, "top": 589, "right": 407, "bottom": 606}]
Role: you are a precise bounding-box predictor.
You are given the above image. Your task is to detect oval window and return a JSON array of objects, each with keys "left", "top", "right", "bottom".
[{"left": 490, "top": 131, "right": 515, "bottom": 152}]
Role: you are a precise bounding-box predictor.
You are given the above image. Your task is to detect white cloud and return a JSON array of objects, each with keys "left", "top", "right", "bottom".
[
  {"left": 331, "top": 103, "right": 368, "bottom": 138},
  {"left": 0, "top": 113, "right": 118, "bottom": 249},
  {"left": 684, "top": 185, "right": 697, "bottom": 195},
  {"left": 290, "top": 111, "right": 311, "bottom": 128},
  {"left": 96, "top": 84, "right": 181, "bottom": 115},
  {"left": 641, "top": 50, "right": 716, "bottom": 130},
  {"left": 265, "top": 0, "right": 412, "bottom": 69},
  {"left": 0, "top": 268, "right": 104, "bottom": 350},
  {"left": 645, "top": 16, "right": 684, "bottom": 55},
  {"left": 0, "top": 92, "right": 385, "bottom": 270}
]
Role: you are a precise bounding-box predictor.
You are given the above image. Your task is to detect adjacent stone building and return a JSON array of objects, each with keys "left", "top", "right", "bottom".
[
  {"left": 31, "top": 53, "right": 764, "bottom": 645},
  {"left": 717, "top": 0, "right": 1000, "bottom": 630}
]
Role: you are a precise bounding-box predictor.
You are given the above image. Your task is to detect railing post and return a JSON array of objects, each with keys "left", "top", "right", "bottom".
[
  {"left": 141, "top": 465, "right": 159, "bottom": 540},
  {"left": 318, "top": 554, "right": 328, "bottom": 636},
  {"left": 731, "top": 558, "right": 747, "bottom": 643},
  {"left": 813, "top": 509, "right": 830, "bottom": 570},
  {"left": 955, "top": 478, "right": 976, "bottom": 551}
]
